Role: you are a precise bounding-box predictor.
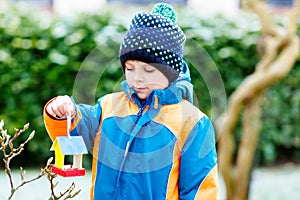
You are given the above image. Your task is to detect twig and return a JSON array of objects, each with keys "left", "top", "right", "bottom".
[
  {"left": 45, "top": 163, "right": 81, "bottom": 200},
  {"left": 0, "top": 120, "right": 37, "bottom": 199}
]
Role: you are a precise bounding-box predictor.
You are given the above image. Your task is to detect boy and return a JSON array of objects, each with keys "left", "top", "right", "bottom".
[{"left": 44, "top": 3, "right": 218, "bottom": 199}]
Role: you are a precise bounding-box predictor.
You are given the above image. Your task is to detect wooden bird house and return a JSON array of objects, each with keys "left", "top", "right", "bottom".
[{"left": 50, "top": 135, "right": 88, "bottom": 177}]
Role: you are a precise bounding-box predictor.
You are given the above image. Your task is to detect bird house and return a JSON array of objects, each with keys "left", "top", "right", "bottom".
[{"left": 50, "top": 135, "right": 88, "bottom": 177}]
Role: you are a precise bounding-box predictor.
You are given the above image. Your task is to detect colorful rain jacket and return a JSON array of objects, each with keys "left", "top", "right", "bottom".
[{"left": 44, "top": 66, "right": 218, "bottom": 200}]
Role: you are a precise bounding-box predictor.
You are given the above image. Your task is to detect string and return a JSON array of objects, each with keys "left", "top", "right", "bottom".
[{"left": 67, "top": 114, "right": 71, "bottom": 138}]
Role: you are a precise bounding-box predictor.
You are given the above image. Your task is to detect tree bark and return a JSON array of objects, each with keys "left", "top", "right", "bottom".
[{"left": 234, "top": 94, "right": 262, "bottom": 200}]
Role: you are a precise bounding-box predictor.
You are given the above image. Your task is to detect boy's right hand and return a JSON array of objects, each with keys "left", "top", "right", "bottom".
[{"left": 46, "top": 95, "right": 75, "bottom": 118}]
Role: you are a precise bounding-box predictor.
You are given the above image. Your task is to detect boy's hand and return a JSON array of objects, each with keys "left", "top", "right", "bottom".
[{"left": 46, "top": 95, "right": 75, "bottom": 118}]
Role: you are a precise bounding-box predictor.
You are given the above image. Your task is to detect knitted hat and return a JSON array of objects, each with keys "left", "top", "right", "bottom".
[{"left": 119, "top": 3, "right": 186, "bottom": 83}]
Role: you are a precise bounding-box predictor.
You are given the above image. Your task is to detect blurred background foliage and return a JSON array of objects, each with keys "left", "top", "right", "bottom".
[{"left": 0, "top": 5, "right": 299, "bottom": 168}]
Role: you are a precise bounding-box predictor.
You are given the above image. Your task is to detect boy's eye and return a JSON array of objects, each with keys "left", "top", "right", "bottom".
[
  {"left": 126, "top": 67, "right": 134, "bottom": 71},
  {"left": 144, "top": 67, "right": 155, "bottom": 72},
  {"left": 145, "top": 69, "right": 155, "bottom": 73}
]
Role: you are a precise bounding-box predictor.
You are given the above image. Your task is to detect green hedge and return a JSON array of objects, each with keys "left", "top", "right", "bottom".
[{"left": 0, "top": 6, "right": 299, "bottom": 167}]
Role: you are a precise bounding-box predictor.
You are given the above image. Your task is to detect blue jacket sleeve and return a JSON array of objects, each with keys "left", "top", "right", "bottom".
[
  {"left": 70, "top": 97, "right": 102, "bottom": 152},
  {"left": 179, "top": 116, "right": 218, "bottom": 199}
]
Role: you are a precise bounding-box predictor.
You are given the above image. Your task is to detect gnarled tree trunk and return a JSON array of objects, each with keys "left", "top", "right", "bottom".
[{"left": 214, "top": 0, "right": 300, "bottom": 199}]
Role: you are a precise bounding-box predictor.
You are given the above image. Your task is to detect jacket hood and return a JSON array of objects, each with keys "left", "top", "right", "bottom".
[{"left": 121, "top": 61, "right": 193, "bottom": 107}]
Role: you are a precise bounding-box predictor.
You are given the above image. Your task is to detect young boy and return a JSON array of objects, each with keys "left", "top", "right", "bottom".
[{"left": 44, "top": 3, "right": 218, "bottom": 199}]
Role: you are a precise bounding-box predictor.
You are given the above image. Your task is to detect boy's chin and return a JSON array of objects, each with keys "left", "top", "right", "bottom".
[{"left": 136, "top": 93, "right": 148, "bottom": 100}]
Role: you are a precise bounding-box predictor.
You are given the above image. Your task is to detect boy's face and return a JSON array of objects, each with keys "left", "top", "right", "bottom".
[{"left": 125, "top": 60, "right": 169, "bottom": 99}]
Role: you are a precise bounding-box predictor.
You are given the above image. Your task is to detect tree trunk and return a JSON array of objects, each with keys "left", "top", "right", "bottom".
[{"left": 215, "top": 0, "right": 300, "bottom": 199}]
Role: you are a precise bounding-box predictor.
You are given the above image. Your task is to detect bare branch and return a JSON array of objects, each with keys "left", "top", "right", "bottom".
[
  {"left": 248, "top": 0, "right": 279, "bottom": 36},
  {"left": 20, "top": 167, "right": 25, "bottom": 182},
  {"left": 0, "top": 122, "right": 47, "bottom": 200},
  {"left": 45, "top": 165, "right": 81, "bottom": 200},
  {"left": 286, "top": 0, "right": 300, "bottom": 34}
]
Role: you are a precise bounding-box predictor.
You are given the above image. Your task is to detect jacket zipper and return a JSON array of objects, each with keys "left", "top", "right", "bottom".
[
  {"left": 135, "top": 106, "right": 144, "bottom": 123},
  {"left": 124, "top": 105, "right": 145, "bottom": 157},
  {"left": 114, "top": 95, "right": 156, "bottom": 199},
  {"left": 115, "top": 104, "right": 147, "bottom": 198}
]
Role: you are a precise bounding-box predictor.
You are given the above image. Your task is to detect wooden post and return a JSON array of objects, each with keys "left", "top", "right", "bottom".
[{"left": 73, "top": 154, "right": 83, "bottom": 169}]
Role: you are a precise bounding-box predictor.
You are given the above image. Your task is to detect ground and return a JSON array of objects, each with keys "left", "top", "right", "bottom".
[
  {"left": 0, "top": 164, "right": 299, "bottom": 200},
  {"left": 218, "top": 163, "right": 300, "bottom": 200}
]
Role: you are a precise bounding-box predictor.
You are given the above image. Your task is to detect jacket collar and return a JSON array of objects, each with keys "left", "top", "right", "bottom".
[{"left": 121, "top": 61, "right": 193, "bottom": 108}]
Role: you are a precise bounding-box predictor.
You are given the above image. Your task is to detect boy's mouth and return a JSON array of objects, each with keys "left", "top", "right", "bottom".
[{"left": 134, "top": 87, "right": 147, "bottom": 92}]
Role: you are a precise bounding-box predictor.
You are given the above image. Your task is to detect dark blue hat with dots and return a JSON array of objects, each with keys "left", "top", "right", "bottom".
[{"left": 119, "top": 3, "right": 186, "bottom": 82}]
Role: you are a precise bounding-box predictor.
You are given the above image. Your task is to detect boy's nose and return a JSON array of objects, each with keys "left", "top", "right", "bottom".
[{"left": 133, "top": 71, "right": 144, "bottom": 82}]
